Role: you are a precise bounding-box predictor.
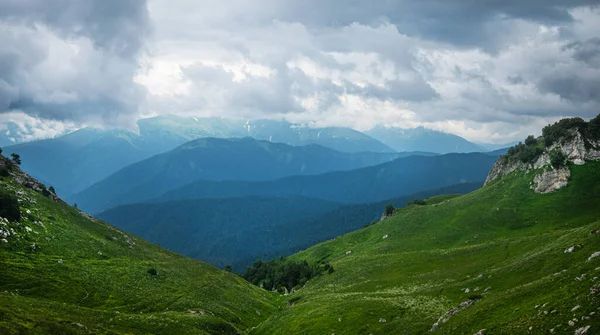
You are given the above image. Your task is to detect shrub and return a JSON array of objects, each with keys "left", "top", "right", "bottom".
[
  {"left": 147, "top": 268, "right": 158, "bottom": 276},
  {"left": 507, "top": 142, "right": 543, "bottom": 164},
  {"left": 243, "top": 258, "right": 330, "bottom": 291},
  {"left": 41, "top": 186, "right": 51, "bottom": 197},
  {"left": 225, "top": 265, "right": 233, "bottom": 272},
  {"left": 10, "top": 153, "right": 21, "bottom": 165},
  {"left": 408, "top": 199, "right": 426, "bottom": 206},
  {"left": 524, "top": 135, "right": 537, "bottom": 146},
  {"left": 0, "top": 191, "right": 20, "bottom": 222},
  {"left": 0, "top": 166, "right": 8, "bottom": 177},
  {"left": 542, "top": 117, "right": 587, "bottom": 146},
  {"left": 385, "top": 204, "right": 395, "bottom": 216},
  {"left": 549, "top": 148, "right": 568, "bottom": 168},
  {"left": 589, "top": 114, "right": 600, "bottom": 141},
  {"left": 49, "top": 186, "right": 56, "bottom": 195}
]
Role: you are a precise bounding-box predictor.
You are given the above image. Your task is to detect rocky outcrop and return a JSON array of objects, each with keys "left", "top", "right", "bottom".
[
  {"left": 429, "top": 299, "right": 477, "bottom": 332},
  {"left": 484, "top": 130, "right": 600, "bottom": 194},
  {"left": 532, "top": 167, "right": 570, "bottom": 194},
  {"left": 0, "top": 156, "right": 64, "bottom": 203}
]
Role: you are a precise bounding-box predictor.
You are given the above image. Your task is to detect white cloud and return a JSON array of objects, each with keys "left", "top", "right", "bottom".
[{"left": 1, "top": 0, "right": 599, "bottom": 144}]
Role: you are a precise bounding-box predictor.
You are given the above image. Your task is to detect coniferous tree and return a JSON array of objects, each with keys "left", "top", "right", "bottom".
[{"left": 10, "top": 153, "right": 21, "bottom": 165}]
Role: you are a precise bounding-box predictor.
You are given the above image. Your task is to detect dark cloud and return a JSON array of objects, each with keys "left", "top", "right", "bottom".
[
  {"left": 0, "top": 0, "right": 149, "bottom": 56},
  {"left": 538, "top": 75, "right": 600, "bottom": 104},
  {"left": 270, "top": 0, "right": 598, "bottom": 47},
  {"left": 1, "top": 0, "right": 599, "bottom": 142},
  {"left": 0, "top": 0, "right": 149, "bottom": 126},
  {"left": 564, "top": 37, "right": 600, "bottom": 65}
]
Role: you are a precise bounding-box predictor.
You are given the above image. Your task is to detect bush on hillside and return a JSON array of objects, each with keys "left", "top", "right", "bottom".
[
  {"left": 0, "top": 191, "right": 21, "bottom": 222},
  {"left": 542, "top": 117, "right": 587, "bottom": 146},
  {"left": 243, "top": 258, "right": 331, "bottom": 291},
  {"left": 0, "top": 166, "right": 8, "bottom": 177},
  {"left": 589, "top": 114, "right": 600, "bottom": 141},
  {"left": 524, "top": 135, "right": 537, "bottom": 146},
  {"left": 408, "top": 199, "right": 426, "bottom": 206},
  {"left": 41, "top": 185, "right": 51, "bottom": 197},
  {"left": 549, "top": 148, "right": 568, "bottom": 169},
  {"left": 507, "top": 141, "right": 544, "bottom": 165},
  {"left": 10, "top": 153, "right": 21, "bottom": 165},
  {"left": 49, "top": 186, "right": 56, "bottom": 195},
  {"left": 385, "top": 204, "right": 395, "bottom": 216}
]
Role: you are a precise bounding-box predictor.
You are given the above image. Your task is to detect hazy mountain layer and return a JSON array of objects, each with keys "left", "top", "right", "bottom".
[{"left": 70, "top": 137, "right": 410, "bottom": 213}]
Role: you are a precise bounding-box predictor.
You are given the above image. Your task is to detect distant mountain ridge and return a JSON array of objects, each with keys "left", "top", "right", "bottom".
[
  {"left": 157, "top": 152, "right": 497, "bottom": 204},
  {"left": 5, "top": 115, "right": 396, "bottom": 197},
  {"left": 366, "top": 125, "right": 484, "bottom": 154},
  {"left": 70, "top": 137, "right": 410, "bottom": 213}
]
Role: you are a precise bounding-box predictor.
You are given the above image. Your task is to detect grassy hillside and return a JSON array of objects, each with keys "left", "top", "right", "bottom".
[
  {"left": 97, "top": 183, "right": 481, "bottom": 272},
  {"left": 0, "top": 158, "right": 283, "bottom": 334},
  {"left": 251, "top": 162, "right": 600, "bottom": 334}
]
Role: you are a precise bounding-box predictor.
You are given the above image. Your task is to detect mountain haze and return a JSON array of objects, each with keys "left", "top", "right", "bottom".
[
  {"left": 367, "top": 125, "right": 485, "bottom": 154},
  {"left": 71, "top": 137, "right": 406, "bottom": 213},
  {"left": 6, "top": 115, "right": 395, "bottom": 198},
  {"left": 159, "top": 153, "right": 497, "bottom": 204}
]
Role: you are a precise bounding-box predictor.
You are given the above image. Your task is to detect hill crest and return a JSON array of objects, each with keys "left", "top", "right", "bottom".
[{"left": 485, "top": 115, "right": 600, "bottom": 193}]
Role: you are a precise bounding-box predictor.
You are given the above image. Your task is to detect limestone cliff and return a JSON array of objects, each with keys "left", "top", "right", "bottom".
[{"left": 484, "top": 129, "right": 600, "bottom": 194}]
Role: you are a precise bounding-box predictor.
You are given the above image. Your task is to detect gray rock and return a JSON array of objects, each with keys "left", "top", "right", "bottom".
[
  {"left": 532, "top": 167, "right": 570, "bottom": 194},
  {"left": 588, "top": 252, "right": 600, "bottom": 261},
  {"left": 574, "top": 325, "right": 591, "bottom": 335},
  {"left": 484, "top": 130, "right": 600, "bottom": 186}
]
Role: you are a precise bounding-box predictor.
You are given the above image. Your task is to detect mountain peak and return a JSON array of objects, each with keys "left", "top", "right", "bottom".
[{"left": 366, "top": 125, "right": 484, "bottom": 154}]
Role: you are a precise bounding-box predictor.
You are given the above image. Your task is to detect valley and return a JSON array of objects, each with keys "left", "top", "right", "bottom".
[
  {"left": 3, "top": 1, "right": 600, "bottom": 333},
  {"left": 1, "top": 114, "right": 599, "bottom": 334}
]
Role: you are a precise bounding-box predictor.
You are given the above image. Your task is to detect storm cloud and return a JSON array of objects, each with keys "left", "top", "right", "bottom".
[
  {"left": 0, "top": 0, "right": 149, "bottom": 126},
  {"left": 1, "top": 0, "right": 600, "bottom": 142}
]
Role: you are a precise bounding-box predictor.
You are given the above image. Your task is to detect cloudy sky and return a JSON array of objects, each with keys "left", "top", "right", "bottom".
[{"left": 1, "top": 0, "right": 599, "bottom": 143}]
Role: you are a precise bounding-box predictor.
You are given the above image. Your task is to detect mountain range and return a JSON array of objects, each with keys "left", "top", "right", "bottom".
[
  {"left": 5, "top": 115, "right": 509, "bottom": 199},
  {"left": 69, "top": 137, "right": 412, "bottom": 213},
  {"left": 4, "top": 116, "right": 396, "bottom": 197},
  {"left": 1, "top": 115, "right": 600, "bottom": 334},
  {"left": 154, "top": 152, "right": 497, "bottom": 205},
  {"left": 366, "top": 125, "right": 485, "bottom": 153}
]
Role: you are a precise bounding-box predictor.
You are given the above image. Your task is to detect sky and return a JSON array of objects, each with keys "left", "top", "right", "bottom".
[{"left": 0, "top": 0, "right": 599, "bottom": 144}]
